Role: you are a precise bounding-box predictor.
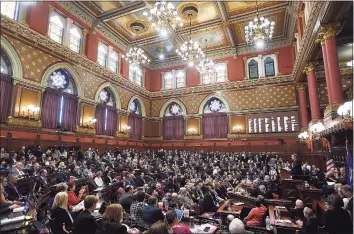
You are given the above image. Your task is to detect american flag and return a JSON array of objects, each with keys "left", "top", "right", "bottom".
[{"left": 325, "top": 142, "right": 335, "bottom": 177}]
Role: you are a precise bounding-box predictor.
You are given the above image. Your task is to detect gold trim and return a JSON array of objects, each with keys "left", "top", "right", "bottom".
[
  {"left": 116, "top": 132, "right": 129, "bottom": 138},
  {"left": 228, "top": 132, "right": 298, "bottom": 139},
  {"left": 320, "top": 23, "right": 341, "bottom": 40},
  {"left": 296, "top": 83, "right": 307, "bottom": 90},
  {"left": 76, "top": 126, "right": 96, "bottom": 135},
  {"left": 303, "top": 63, "right": 315, "bottom": 74},
  {"left": 8, "top": 117, "right": 41, "bottom": 128},
  {"left": 324, "top": 104, "right": 340, "bottom": 116},
  {"left": 184, "top": 135, "right": 203, "bottom": 140},
  {"left": 142, "top": 136, "right": 163, "bottom": 141}
]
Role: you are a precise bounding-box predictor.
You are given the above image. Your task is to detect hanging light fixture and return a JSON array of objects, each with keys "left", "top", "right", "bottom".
[
  {"left": 176, "top": 14, "right": 205, "bottom": 67},
  {"left": 196, "top": 39, "right": 215, "bottom": 75},
  {"left": 143, "top": 1, "right": 183, "bottom": 37},
  {"left": 244, "top": 1, "right": 275, "bottom": 48},
  {"left": 121, "top": 46, "right": 150, "bottom": 70}
]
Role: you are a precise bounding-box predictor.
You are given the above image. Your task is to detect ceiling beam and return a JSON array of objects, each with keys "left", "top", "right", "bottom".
[
  {"left": 97, "top": 1, "right": 147, "bottom": 22},
  {"left": 216, "top": 2, "right": 237, "bottom": 48}
]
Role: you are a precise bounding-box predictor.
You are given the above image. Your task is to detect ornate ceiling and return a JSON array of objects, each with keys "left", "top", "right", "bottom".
[{"left": 75, "top": 1, "right": 297, "bottom": 69}]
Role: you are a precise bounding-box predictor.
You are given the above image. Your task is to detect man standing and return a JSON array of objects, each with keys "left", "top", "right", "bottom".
[
  {"left": 289, "top": 154, "right": 303, "bottom": 179},
  {"left": 119, "top": 185, "right": 134, "bottom": 213},
  {"left": 73, "top": 195, "right": 98, "bottom": 234}
]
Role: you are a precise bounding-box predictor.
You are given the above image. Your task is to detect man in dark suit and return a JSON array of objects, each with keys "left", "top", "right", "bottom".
[
  {"left": 341, "top": 185, "right": 353, "bottom": 216},
  {"left": 36, "top": 169, "right": 48, "bottom": 189},
  {"left": 289, "top": 199, "right": 305, "bottom": 219},
  {"left": 290, "top": 154, "right": 303, "bottom": 179},
  {"left": 119, "top": 185, "right": 134, "bottom": 213},
  {"left": 4, "top": 174, "right": 20, "bottom": 201},
  {"left": 142, "top": 196, "right": 164, "bottom": 224},
  {"left": 73, "top": 195, "right": 98, "bottom": 234},
  {"left": 203, "top": 186, "right": 218, "bottom": 212}
]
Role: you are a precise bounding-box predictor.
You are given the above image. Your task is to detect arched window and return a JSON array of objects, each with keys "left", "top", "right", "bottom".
[
  {"left": 68, "top": 25, "right": 82, "bottom": 53},
  {"left": 128, "top": 99, "right": 143, "bottom": 140},
  {"left": 42, "top": 68, "right": 78, "bottom": 131},
  {"left": 201, "top": 62, "right": 227, "bottom": 84},
  {"left": 95, "top": 87, "right": 117, "bottom": 136},
  {"left": 129, "top": 65, "right": 143, "bottom": 87},
  {"left": 248, "top": 59, "right": 259, "bottom": 79},
  {"left": 98, "top": 42, "right": 108, "bottom": 67},
  {"left": 264, "top": 57, "right": 275, "bottom": 77},
  {"left": 48, "top": 12, "right": 66, "bottom": 44},
  {"left": 163, "top": 72, "right": 173, "bottom": 89},
  {"left": 108, "top": 50, "right": 119, "bottom": 73},
  {"left": 0, "top": 49, "right": 14, "bottom": 123},
  {"left": 162, "top": 69, "right": 186, "bottom": 89},
  {"left": 202, "top": 97, "right": 228, "bottom": 139},
  {"left": 163, "top": 102, "right": 184, "bottom": 140},
  {"left": 1, "top": 2, "right": 19, "bottom": 20},
  {"left": 203, "top": 97, "right": 227, "bottom": 114}
]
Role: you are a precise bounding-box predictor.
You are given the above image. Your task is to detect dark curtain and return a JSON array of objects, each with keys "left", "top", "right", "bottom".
[
  {"left": 202, "top": 113, "right": 228, "bottom": 139},
  {"left": 128, "top": 113, "right": 143, "bottom": 140},
  {"left": 62, "top": 93, "right": 78, "bottom": 132},
  {"left": 42, "top": 88, "right": 60, "bottom": 129},
  {"left": 0, "top": 74, "right": 13, "bottom": 123},
  {"left": 95, "top": 104, "right": 106, "bottom": 135},
  {"left": 105, "top": 107, "right": 117, "bottom": 136},
  {"left": 163, "top": 116, "right": 184, "bottom": 140}
]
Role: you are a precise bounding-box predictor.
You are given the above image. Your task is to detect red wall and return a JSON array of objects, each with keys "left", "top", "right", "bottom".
[{"left": 145, "top": 45, "right": 294, "bottom": 91}]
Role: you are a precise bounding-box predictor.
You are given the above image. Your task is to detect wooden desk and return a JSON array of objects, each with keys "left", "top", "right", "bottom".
[
  {"left": 217, "top": 199, "right": 253, "bottom": 217},
  {"left": 280, "top": 179, "right": 303, "bottom": 198},
  {"left": 279, "top": 168, "right": 291, "bottom": 179},
  {"left": 316, "top": 200, "right": 329, "bottom": 227},
  {"left": 296, "top": 185, "right": 321, "bottom": 204},
  {"left": 269, "top": 205, "right": 302, "bottom": 233},
  {"left": 228, "top": 192, "right": 292, "bottom": 207}
]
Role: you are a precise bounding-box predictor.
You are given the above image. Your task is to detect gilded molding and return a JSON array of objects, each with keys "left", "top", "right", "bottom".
[
  {"left": 320, "top": 23, "right": 341, "bottom": 40},
  {"left": 76, "top": 126, "right": 96, "bottom": 135},
  {"left": 296, "top": 83, "right": 307, "bottom": 90},
  {"left": 7, "top": 117, "right": 42, "bottom": 128},
  {"left": 228, "top": 132, "right": 298, "bottom": 139},
  {"left": 303, "top": 63, "right": 315, "bottom": 74},
  {"left": 116, "top": 132, "right": 129, "bottom": 139},
  {"left": 184, "top": 135, "right": 203, "bottom": 140},
  {"left": 142, "top": 136, "right": 163, "bottom": 141}
]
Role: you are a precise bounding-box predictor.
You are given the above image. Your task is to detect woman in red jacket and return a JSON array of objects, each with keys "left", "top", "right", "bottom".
[
  {"left": 67, "top": 182, "right": 85, "bottom": 207},
  {"left": 244, "top": 199, "right": 267, "bottom": 226}
]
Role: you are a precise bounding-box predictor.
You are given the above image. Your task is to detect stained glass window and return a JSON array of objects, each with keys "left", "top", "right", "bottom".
[
  {"left": 98, "top": 43, "right": 108, "bottom": 67},
  {"left": 264, "top": 57, "right": 275, "bottom": 77},
  {"left": 68, "top": 26, "right": 82, "bottom": 53},
  {"left": 163, "top": 72, "right": 173, "bottom": 89},
  {"left": 202, "top": 74, "right": 212, "bottom": 84},
  {"left": 108, "top": 51, "right": 119, "bottom": 73},
  {"left": 46, "top": 68, "right": 77, "bottom": 95},
  {"left": 164, "top": 102, "right": 183, "bottom": 116},
  {"left": 48, "top": 13, "right": 65, "bottom": 44},
  {"left": 201, "top": 62, "right": 227, "bottom": 84},
  {"left": 0, "top": 49, "right": 12, "bottom": 75},
  {"left": 129, "top": 99, "right": 141, "bottom": 115},
  {"left": 98, "top": 87, "right": 115, "bottom": 107},
  {"left": 248, "top": 59, "right": 259, "bottom": 79},
  {"left": 1, "top": 2, "right": 19, "bottom": 20},
  {"left": 162, "top": 69, "right": 185, "bottom": 89},
  {"left": 203, "top": 98, "right": 227, "bottom": 114},
  {"left": 175, "top": 69, "right": 185, "bottom": 88}
]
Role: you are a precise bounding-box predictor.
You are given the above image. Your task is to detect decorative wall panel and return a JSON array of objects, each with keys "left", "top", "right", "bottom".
[
  {"left": 4, "top": 35, "right": 58, "bottom": 81},
  {"left": 151, "top": 99, "right": 167, "bottom": 117},
  {"left": 116, "top": 86, "right": 135, "bottom": 110},
  {"left": 74, "top": 66, "right": 105, "bottom": 100},
  {"left": 318, "top": 78, "right": 352, "bottom": 104},
  {"left": 179, "top": 94, "right": 209, "bottom": 114},
  {"left": 222, "top": 85, "right": 296, "bottom": 110}
]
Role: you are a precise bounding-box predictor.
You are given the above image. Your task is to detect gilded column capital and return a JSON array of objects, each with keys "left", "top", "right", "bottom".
[
  {"left": 298, "top": 11, "right": 304, "bottom": 18},
  {"left": 303, "top": 63, "right": 315, "bottom": 74},
  {"left": 296, "top": 83, "right": 307, "bottom": 90},
  {"left": 320, "top": 23, "right": 341, "bottom": 40},
  {"left": 315, "top": 33, "right": 326, "bottom": 45}
]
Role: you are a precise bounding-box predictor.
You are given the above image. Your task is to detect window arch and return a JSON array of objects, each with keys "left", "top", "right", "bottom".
[
  {"left": 0, "top": 48, "right": 13, "bottom": 76},
  {"left": 248, "top": 59, "right": 259, "bottom": 80},
  {"left": 68, "top": 25, "right": 82, "bottom": 53},
  {"left": 203, "top": 97, "right": 227, "bottom": 114},
  {"left": 128, "top": 98, "right": 143, "bottom": 140},
  {"left": 201, "top": 62, "right": 227, "bottom": 84},
  {"left": 164, "top": 102, "right": 184, "bottom": 117},
  {"left": 95, "top": 87, "right": 118, "bottom": 136},
  {"left": 129, "top": 65, "right": 143, "bottom": 87},
  {"left": 162, "top": 101, "right": 185, "bottom": 140},
  {"left": 264, "top": 57, "right": 275, "bottom": 77},
  {"left": 42, "top": 68, "right": 78, "bottom": 131},
  {"left": 129, "top": 99, "right": 141, "bottom": 116},
  {"left": 1, "top": 2, "right": 20, "bottom": 20},
  {"left": 98, "top": 43, "right": 108, "bottom": 67},
  {"left": 162, "top": 69, "right": 186, "bottom": 89}
]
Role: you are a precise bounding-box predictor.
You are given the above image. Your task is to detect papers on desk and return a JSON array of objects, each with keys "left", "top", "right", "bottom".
[
  {"left": 327, "top": 182, "right": 335, "bottom": 186},
  {"left": 233, "top": 202, "right": 244, "bottom": 206},
  {"left": 275, "top": 206, "right": 287, "bottom": 210},
  {"left": 276, "top": 219, "right": 292, "bottom": 224},
  {"left": 72, "top": 201, "right": 102, "bottom": 212},
  {"left": 12, "top": 207, "right": 25, "bottom": 213},
  {"left": 0, "top": 215, "right": 30, "bottom": 225},
  {"left": 190, "top": 224, "right": 217, "bottom": 234}
]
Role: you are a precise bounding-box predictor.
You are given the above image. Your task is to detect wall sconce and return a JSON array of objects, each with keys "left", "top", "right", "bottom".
[
  {"left": 85, "top": 117, "right": 97, "bottom": 128},
  {"left": 122, "top": 125, "right": 131, "bottom": 134},
  {"left": 232, "top": 125, "right": 243, "bottom": 133},
  {"left": 21, "top": 105, "right": 40, "bottom": 119},
  {"left": 298, "top": 131, "right": 309, "bottom": 144},
  {"left": 309, "top": 121, "right": 325, "bottom": 141},
  {"left": 337, "top": 100, "right": 353, "bottom": 122},
  {"left": 187, "top": 128, "right": 196, "bottom": 135}
]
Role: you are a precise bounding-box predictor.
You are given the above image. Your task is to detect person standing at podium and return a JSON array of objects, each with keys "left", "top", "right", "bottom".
[{"left": 289, "top": 154, "right": 303, "bottom": 179}]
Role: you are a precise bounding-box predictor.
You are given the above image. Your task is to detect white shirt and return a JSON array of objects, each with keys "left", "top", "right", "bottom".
[{"left": 94, "top": 177, "right": 104, "bottom": 187}]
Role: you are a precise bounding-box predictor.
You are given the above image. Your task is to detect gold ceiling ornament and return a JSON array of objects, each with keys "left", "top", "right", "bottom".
[
  {"left": 303, "top": 63, "right": 315, "bottom": 74},
  {"left": 129, "top": 20, "right": 149, "bottom": 35},
  {"left": 296, "top": 83, "right": 308, "bottom": 90},
  {"left": 320, "top": 22, "right": 341, "bottom": 40},
  {"left": 315, "top": 33, "right": 326, "bottom": 45},
  {"left": 179, "top": 3, "right": 199, "bottom": 20}
]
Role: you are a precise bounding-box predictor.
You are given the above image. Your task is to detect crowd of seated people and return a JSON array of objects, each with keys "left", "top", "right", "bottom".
[{"left": 0, "top": 144, "right": 352, "bottom": 234}]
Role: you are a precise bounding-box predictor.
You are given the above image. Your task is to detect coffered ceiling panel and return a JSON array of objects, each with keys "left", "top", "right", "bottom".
[{"left": 226, "top": 1, "right": 287, "bottom": 16}]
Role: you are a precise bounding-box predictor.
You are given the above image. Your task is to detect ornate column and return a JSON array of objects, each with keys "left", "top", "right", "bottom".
[
  {"left": 296, "top": 83, "right": 309, "bottom": 129},
  {"left": 303, "top": 63, "right": 321, "bottom": 120},
  {"left": 316, "top": 34, "right": 333, "bottom": 106},
  {"left": 322, "top": 23, "right": 344, "bottom": 105},
  {"left": 82, "top": 29, "right": 88, "bottom": 56}
]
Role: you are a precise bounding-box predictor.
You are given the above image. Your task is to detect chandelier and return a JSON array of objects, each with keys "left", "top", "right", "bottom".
[
  {"left": 298, "top": 131, "right": 309, "bottom": 144},
  {"left": 244, "top": 2, "right": 275, "bottom": 48},
  {"left": 143, "top": 1, "right": 183, "bottom": 36},
  {"left": 176, "top": 15, "right": 204, "bottom": 66},
  {"left": 196, "top": 39, "right": 214, "bottom": 75},
  {"left": 122, "top": 47, "right": 150, "bottom": 69},
  {"left": 309, "top": 121, "right": 325, "bottom": 141}
]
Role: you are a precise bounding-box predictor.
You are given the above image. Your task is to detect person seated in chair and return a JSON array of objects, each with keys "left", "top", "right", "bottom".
[
  {"left": 73, "top": 195, "right": 99, "bottom": 234},
  {"left": 296, "top": 207, "right": 319, "bottom": 234},
  {"left": 203, "top": 186, "right": 218, "bottom": 212},
  {"left": 244, "top": 199, "right": 266, "bottom": 226},
  {"left": 4, "top": 174, "right": 20, "bottom": 201},
  {"left": 50, "top": 192, "right": 74, "bottom": 234},
  {"left": 142, "top": 196, "right": 164, "bottom": 224},
  {"left": 67, "top": 182, "right": 85, "bottom": 207},
  {"left": 290, "top": 199, "right": 305, "bottom": 219}
]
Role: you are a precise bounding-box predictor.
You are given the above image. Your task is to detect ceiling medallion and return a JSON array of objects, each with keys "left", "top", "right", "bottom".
[
  {"left": 129, "top": 21, "right": 147, "bottom": 34},
  {"left": 143, "top": 1, "right": 183, "bottom": 37},
  {"left": 181, "top": 5, "right": 198, "bottom": 20},
  {"left": 176, "top": 8, "right": 204, "bottom": 67},
  {"left": 244, "top": 1, "right": 275, "bottom": 49},
  {"left": 122, "top": 47, "right": 151, "bottom": 70}
]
